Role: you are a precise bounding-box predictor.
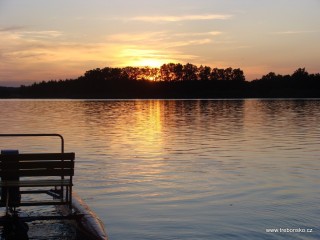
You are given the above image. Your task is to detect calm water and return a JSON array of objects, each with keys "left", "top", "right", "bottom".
[{"left": 0, "top": 99, "right": 319, "bottom": 240}]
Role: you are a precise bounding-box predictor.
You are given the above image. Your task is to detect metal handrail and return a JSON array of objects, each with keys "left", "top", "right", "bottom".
[
  {"left": 0, "top": 134, "right": 64, "bottom": 153},
  {"left": 0, "top": 134, "right": 68, "bottom": 209}
]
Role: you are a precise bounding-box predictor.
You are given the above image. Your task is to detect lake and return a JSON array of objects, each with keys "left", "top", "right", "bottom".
[{"left": 0, "top": 99, "right": 319, "bottom": 240}]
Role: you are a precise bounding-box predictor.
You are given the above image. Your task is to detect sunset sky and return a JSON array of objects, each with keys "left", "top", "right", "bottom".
[{"left": 1, "top": 0, "right": 320, "bottom": 86}]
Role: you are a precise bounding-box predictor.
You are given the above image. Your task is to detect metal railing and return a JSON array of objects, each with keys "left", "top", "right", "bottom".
[
  {"left": 0, "top": 134, "right": 65, "bottom": 153},
  {"left": 0, "top": 133, "right": 70, "bottom": 210}
]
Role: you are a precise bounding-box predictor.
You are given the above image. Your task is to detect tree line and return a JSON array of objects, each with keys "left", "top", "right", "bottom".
[
  {"left": 1, "top": 64, "right": 320, "bottom": 98},
  {"left": 19, "top": 63, "right": 246, "bottom": 98},
  {"left": 75, "top": 63, "right": 245, "bottom": 82},
  {"left": 250, "top": 68, "right": 320, "bottom": 98}
]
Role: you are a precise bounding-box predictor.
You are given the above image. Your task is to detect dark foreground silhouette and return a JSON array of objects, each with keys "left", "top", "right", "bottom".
[{"left": 1, "top": 64, "right": 320, "bottom": 98}]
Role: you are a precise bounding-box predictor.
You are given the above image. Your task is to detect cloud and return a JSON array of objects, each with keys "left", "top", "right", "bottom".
[
  {"left": 131, "top": 14, "right": 232, "bottom": 22},
  {"left": 0, "top": 25, "right": 225, "bottom": 82},
  {"left": 21, "top": 30, "right": 63, "bottom": 38},
  {"left": 0, "top": 28, "right": 66, "bottom": 63},
  {"left": 106, "top": 31, "right": 220, "bottom": 46},
  {"left": 0, "top": 28, "right": 64, "bottom": 45},
  {"left": 174, "top": 31, "right": 223, "bottom": 37},
  {"left": 0, "top": 26, "right": 26, "bottom": 32},
  {"left": 104, "top": 30, "right": 220, "bottom": 67},
  {"left": 117, "top": 47, "right": 198, "bottom": 67},
  {"left": 0, "top": 27, "right": 121, "bottom": 82},
  {"left": 119, "top": 48, "right": 166, "bottom": 58},
  {"left": 107, "top": 32, "right": 167, "bottom": 42},
  {"left": 11, "top": 30, "right": 63, "bottom": 40},
  {"left": 165, "top": 39, "right": 212, "bottom": 48},
  {"left": 272, "top": 30, "right": 318, "bottom": 35}
]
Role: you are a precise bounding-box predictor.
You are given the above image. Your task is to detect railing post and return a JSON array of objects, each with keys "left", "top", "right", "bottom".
[{"left": 1, "top": 150, "right": 21, "bottom": 213}]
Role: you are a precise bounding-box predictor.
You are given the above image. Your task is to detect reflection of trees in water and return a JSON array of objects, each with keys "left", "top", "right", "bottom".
[
  {"left": 162, "top": 100, "right": 245, "bottom": 133},
  {"left": 79, "top": 100, "right": 245, "bottom": 131},
  {"left": 78, "top": 100, "right": 246, "bottom": 148},
  {"left": 76, "top": 100, "right": 247, "bottom": 185},
  {"left": 245, "top": 100, "right": 320, "bottom": 137}
]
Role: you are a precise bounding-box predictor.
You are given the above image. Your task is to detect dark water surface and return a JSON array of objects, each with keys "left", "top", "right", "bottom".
[{"left": 0, "top": 99, "right": 319, "bottom": 239}]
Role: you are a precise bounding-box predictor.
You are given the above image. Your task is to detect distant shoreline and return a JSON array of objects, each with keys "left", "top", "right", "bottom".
[
  {"left": 1, "top": 85, "right": 320, "bottom": 99},
  {"left": 1, "top": 66, "right": 319, "bottom": 99}
]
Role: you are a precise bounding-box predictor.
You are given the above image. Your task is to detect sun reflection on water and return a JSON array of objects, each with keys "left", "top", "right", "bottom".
[{"left": 0, "top": 99, "right": 320, "bottom": 240}]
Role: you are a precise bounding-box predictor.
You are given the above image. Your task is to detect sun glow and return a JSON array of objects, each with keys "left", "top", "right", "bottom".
[
  {"left": 134, "top": 59, "right": 165, "bottom": 68},
  {"left": 124, "top": 58, "right": 166, "bottom": 80}
]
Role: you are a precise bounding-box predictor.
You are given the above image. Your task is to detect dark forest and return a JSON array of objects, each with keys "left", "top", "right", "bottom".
[{"left": 1, "top": 63, "right": 320, "bottom": 98}]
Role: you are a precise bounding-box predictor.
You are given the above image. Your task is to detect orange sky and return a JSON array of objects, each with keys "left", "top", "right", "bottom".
[{"left": 1, "top": 0, "right": 320, "bottom": 86}]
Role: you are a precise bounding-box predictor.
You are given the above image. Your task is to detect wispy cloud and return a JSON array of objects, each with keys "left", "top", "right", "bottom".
[
  {"left": 165, "top": 39, "right": 212, "bottom": 48},
  {"left": 107, "top": 32, "right": 167, "bottom": 42},
  {"left": 0, "top": 26, "right": 26, "bottom": 32},
  {"left": 174, "top": 31, "right": 223, "bottom": 37},
  {"left": 119, "top": 48, "right": 167, "bottom": 59},
  {"left": 272, "top": 30, "right": 318, "bottom": 35},
  {"left": 117, "top": 47, "right": 198, "bottom": 67},
  {"left": 131, "top": 14, "right": 232, "bottom": 22},
  {"left": 11, "top": 30, "right": 63, "bottom": 40},
  {"left": 106, "top": 31, "right": 221, "bottom": 45},
  {"left": 0, "top": 25, "right": 225, "bottom": 81},
  {"left": 21, "top": 30, "right": 63, "bottom": 38},
  {"left": 0, "top": 28, "right": 63, "bottom": 42},
  {"left": 104, "top": 29, "right": 221, "bottom": 67},
  {"left": 0, "top": 27, "right": 117, "bottom": 81}
]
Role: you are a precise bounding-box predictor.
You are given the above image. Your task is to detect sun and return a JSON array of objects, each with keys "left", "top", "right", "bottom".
[
  {"left": 120, "top": 48, "right": 170, "bottom": 69},
  {"left": 135, "top": 59, "right": 164, "bottom": 68}
]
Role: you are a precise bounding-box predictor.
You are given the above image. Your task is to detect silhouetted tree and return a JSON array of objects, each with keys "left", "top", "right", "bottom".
[
  {"left": 224, "top": 67, "right": 233, "bottom": 81},
  {"left": 122, "top": 67, "right": 140, "bottom": 80},
  {"left": 198, "top": 65, "right": 211, "bottom": 81},
  {"left": 291, "top": 68, "right": 309, "bottom": 81},
  {"left": 173, "top": 63, "right": 183, "bottom": 81},
  {"left": 84, "top": 68, "right": 104, "bottom": 82},
  {"left": 232, "top": 68, "right": 245, "bottom": 81},
  {"left": 210, "top": 68, "right": 219, "bottom": 81},
  {"left": 10, "top": 64, "right": 320, "bottom": 99},
  {"left": 160, "top": 64, "right": 171, "bottom": 81},
  {"left": 160, "top": 63, "right": 184, "bottom": 81},
  {"left": 261, "top": 72, "right": 278, "bottom": 81},
  {"left": 183, "top": 63, "right": 198, "bottom": 81}
]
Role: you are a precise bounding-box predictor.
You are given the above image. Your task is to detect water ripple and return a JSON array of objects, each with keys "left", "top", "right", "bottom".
[{"left": 0, "top": 99, "right": 319, "bottom": 239}]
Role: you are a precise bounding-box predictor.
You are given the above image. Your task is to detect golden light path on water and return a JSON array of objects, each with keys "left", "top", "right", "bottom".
[{"left": 0, "top": 99, "right": 319, "bottom": 240}]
